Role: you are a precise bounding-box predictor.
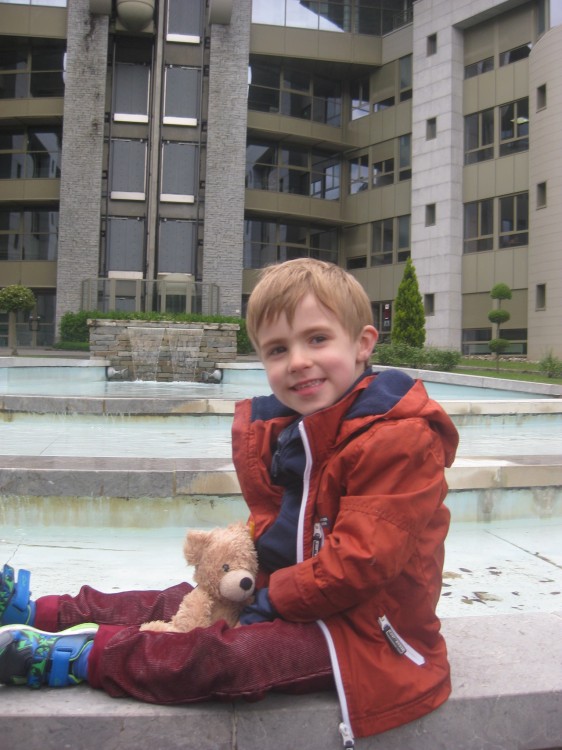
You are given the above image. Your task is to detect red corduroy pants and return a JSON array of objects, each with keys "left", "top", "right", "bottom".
[{"left": 35, "top": 583, "right": 334, "bottom": 704}]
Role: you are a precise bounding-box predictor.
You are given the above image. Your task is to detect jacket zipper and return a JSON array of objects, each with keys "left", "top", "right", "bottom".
[
  {"left": 378, "top": 615, "right": 426, "bottom": 666},
  {"left": 298, "top": 421, "right": 355, "bottom": 750}
]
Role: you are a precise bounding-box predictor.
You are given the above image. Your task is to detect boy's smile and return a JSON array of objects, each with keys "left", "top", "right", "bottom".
[{"left": 256, "top": 294, "right": 377, "bottom": 416}]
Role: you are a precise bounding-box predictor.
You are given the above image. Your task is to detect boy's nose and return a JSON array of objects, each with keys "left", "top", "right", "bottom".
[{"left": 288, "top": 346, "right": 312, "bottom": 372}]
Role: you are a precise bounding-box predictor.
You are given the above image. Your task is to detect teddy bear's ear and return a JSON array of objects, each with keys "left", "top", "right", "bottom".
[{"left": 184, "top": 529, "right": 210, "bottom": 564}]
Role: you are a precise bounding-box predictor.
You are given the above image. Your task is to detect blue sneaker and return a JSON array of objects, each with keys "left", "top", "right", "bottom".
[
  {"left": 0, "top": 564, "right": 35, "bottom": 626},
  {"left": 0, "top": 623, "right": 98, "bottom": 688}
]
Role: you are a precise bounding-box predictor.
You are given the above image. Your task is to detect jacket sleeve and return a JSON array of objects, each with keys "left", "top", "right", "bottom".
[{"left": 267, "top": 417, "right": 450, "bottom": 622}]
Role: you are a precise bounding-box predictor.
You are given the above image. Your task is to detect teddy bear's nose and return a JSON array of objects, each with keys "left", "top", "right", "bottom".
[{"left": 240, "top": 577, "right": 253, "bottom": 591}]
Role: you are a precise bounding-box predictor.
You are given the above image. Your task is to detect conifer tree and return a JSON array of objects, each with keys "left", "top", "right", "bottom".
[{"left": 391, "top": 257, "right": 426, "bottom": 348}]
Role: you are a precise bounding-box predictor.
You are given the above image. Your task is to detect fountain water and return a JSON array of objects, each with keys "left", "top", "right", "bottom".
[
  {"left": 127, "top": 326, "right": 165, "bottom": 381},
  {"left": 167, "top": 327, "right": 204, "bottom": 381}
]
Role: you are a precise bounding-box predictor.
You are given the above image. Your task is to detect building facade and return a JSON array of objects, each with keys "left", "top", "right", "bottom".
[{"left": 1, "top": 0, "right": 560, "bottom": 359}]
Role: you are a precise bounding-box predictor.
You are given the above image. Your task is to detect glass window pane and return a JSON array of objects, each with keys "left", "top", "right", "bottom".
[
  {"left": 106, "top": 217, "right": 144, "bottom": 272},
  {"left": 110, "top": 140, "right": 146, "bottom": 196},
  {"left": 114, "top": 63, "right": 149, "bottom": 119},
  {"left": 167, "top": 0, "right": 202, "bottom": 39},
  {"left": 158, "top": 219, "right": 196, "bottom": 274},
  {"left": 161, "top": 142, "right": 197, "bottom": 198},
  {"left": 399, "top": 55, "right": 412, "bottom": 89},
  {"left": 164, "top": 66, "right": 199, "bottom": 122},
  {"left": 481, "top": 199, "right": 493, "bottom": 235}
]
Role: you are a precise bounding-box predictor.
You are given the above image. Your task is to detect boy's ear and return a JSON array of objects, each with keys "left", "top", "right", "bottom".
[{"left": 357, "top": 325, "right": 378, "bottom": 364}]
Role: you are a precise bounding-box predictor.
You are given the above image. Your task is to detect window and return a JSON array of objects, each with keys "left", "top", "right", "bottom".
[
  {"left": 163, "top": 66, "right": 200, "bottom": 126},
  {"left": 397, "top": 215, "right": 410, "bottom": 262},
  {"left": 536, "top": 283, "right": 546, "bottom": 310},
  {"left": 427, "top": 34, "right": 437, "bottom": 56},
  {"left": 537, "top": 83, "right": 547, "bottom": 110},
  {"left": 499, "top": 192, "right": 528, "bottom": 248},
  {"left": 243, "top": 219, "right": 338, "bottom": 269},
  {"left": 246, "top": 140, "right": 340, "bottom": 199},
  {"left": 158, "top": 219, "right": 196, "bottom": 274},
  {"left": 114, "top": 63, "right": 150, "bottom": 123},
  {"left": 248, "top": 58, "right": 341, "bottom": 126},
  {"left": 310, "top": 152, "right": 340, "bottom": 200},
  {"left": 161, "top": 142, "right": 198, "bottom": 202},
  {"left": 281, "top": 67, "right": 312, "bottom": 120},
  {"left": 372, "top": 302, "right": 392, "bottom": 339},
  {"left": 106, "top": 217, "right": 145, "bottom": 273},
  {"left": 350, "top": 77, "right": 370, "bottom": 120},
  {"left": 464, "top": 109, "right": 494, "bottom": 164},
  {"left": 346, "top": 256, "right": 367, "bottom": 270},
  {"left": 110, "top": 139, "right": 147, "bottom": 200},
  {"left": 372, "top": 159, "right": 394, "bottom": 187},
  {"left": 499, "top": 44, "right": 531, "bottom": 66},
  {"left": 464, "top": 57, "right": 494, "bottom": 79},
  {"left": 426, "top": 117, "right": 437, "bottom": 140},
  {"left": 0, "top": 206, "right": 58, "bottom": 261},
  {"left": 399, "top": 134, "right": 411, "bottom": 180},
  {"left": 0, "top": 127, "right": 62, "bottom": 179},
  {"left": 167, "top": 0, "right": 202, "bottom": 43},
  {"left": 349, "top": 154, "right": 369, "bottom": 194},
  {"left": 248, "top": 59, "right": 281, "bottom": 113},
  {"left": 462, "top": 328, "right": 492, "bottom": 355},
  {"left": 0, "top": 39, "right": 65, "bottom": 99},
  {"left": 425, "top": 204, "right": 436, "bottom": 227},
  {"left": 399, "top": 56, "right": 412, "bottom": 101},
  {"left": 463, "top": 199, "right": 493, "bottom": 253},
  {"left": 424, "top": 294, "right": 435, "bottom": 316},
  {"left": 371, "top": 219, "right": 393, "bottom": 266},
  {"left": 537, "top": 182, "right": 547, "bottom": 208},
  {"left": 499, "top": 98, "right": 529, "bottom": 156},
  {"left": 373, "top": 96, "right": 394, "bottom": 112}
]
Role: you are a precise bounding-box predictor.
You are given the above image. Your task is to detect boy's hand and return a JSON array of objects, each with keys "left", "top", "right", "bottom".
[{"left": 239, "top": 588, "right": 279, "bottom": 625}]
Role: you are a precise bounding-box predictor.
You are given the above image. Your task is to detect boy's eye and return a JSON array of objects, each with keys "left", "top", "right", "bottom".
[{"left": 267, "top": 345, "right": 286, "bottom": 357}]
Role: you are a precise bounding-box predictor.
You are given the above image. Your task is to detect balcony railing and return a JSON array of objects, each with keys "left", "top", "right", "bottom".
[{"left": 81, "top": 275, "right": 221, "bottom": 317}]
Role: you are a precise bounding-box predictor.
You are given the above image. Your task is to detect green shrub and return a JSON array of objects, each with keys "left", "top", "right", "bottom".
[
  {"left": 423, "top": 347, "right": 461, "bottom": 372},
  {"left": 539, "top": 351, "right": 562, "bottom": 379},
  {"left": 373, "top": 343, "right": 460, "bottom": 372}
]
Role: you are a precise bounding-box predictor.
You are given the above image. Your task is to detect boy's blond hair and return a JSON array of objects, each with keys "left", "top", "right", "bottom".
[{"left": 246, "top": 258, "right": 374, "bottom": 350}]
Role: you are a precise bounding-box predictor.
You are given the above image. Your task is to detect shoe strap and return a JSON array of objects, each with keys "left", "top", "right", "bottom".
[
  {"left": 48, "top": 633, "right": 92, "bottom": 687},
  {"left": 4, "top": 570, "right": 33, "bottom": 626}
]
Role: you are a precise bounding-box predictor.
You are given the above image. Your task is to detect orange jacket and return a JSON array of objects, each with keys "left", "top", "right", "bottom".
[{"left": 232, "top": 371, "right": 459, "bottom": 741}]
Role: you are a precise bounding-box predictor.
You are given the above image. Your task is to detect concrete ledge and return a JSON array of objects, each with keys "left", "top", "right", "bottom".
[{"left": 2, "top": 613, "right": 561, "bottom": 750}]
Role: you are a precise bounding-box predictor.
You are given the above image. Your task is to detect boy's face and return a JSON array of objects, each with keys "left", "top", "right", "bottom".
[{"left": 255, "top": 294, "right": 378, "bottom": 416}]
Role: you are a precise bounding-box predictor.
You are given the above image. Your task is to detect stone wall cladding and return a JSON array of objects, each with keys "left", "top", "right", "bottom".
[
  {"left": 202, "top": 0, "right": 251, "bottom": 316},
  {"left": 55, "top": 0, "right": 108, "bottom": 334},
  {"left": 88, "top": 320, "right": 239, "bottom": 382}
]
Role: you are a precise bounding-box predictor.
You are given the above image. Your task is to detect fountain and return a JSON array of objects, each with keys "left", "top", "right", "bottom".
[
  {"left": 87, "top": 318, "right": 238, "bottom": 382},
  {"left": 128, "top": 326, "right": 165, "bottom": 381}
]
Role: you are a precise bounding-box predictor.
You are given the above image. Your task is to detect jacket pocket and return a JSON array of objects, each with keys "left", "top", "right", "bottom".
[{"left": 378, "top": 615, "right": 425, "bottom": 666}]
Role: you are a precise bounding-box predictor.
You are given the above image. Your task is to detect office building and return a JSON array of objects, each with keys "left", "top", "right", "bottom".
[{"left": 1, "top": 0, "right": 560, "bottom": 358}]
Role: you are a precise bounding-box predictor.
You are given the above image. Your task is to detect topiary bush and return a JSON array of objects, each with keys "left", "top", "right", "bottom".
[{"left": 0, "top": 284, "right": 36, "bottom": 313}]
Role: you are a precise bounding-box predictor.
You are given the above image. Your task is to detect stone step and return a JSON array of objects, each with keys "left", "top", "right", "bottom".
[{"left": 2, "top": 613, "right": 561, "bottom": 750}]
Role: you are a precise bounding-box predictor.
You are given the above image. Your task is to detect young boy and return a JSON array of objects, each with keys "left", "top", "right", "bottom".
[{"left": 0, "top": 259, "right": 458, "bottom": 746}]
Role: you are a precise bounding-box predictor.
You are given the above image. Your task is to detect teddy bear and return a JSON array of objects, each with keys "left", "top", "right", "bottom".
[{"left": 140, "top": 521, "right": 258, "bottom": 633}]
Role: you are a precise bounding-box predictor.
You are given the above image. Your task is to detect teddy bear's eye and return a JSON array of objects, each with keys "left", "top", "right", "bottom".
[{"left": 222, "top": 563, "right": 230, "bottom": 572}]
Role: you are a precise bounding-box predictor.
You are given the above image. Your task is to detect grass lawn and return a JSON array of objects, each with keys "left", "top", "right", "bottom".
[{"left": 455, "top": 357, "right": 562, "bottom": 386}]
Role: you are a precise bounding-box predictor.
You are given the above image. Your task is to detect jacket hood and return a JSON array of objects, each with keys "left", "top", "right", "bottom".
[{"left": 249, "top": 368, "right": 458, "bottom": 470}]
